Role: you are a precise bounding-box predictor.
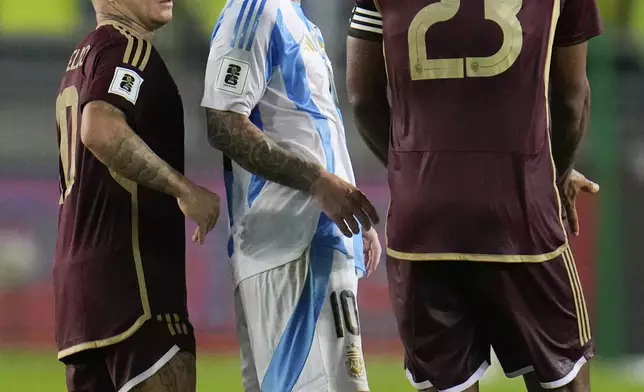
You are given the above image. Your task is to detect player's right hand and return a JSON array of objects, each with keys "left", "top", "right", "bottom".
[
  {"left": 176, "top": 185, "right": 221, "bottom": 245},
  {"left": 561, "top": 169, "right": 599, "bottom": 237},
  {"left": 309, "top": 171, "right": 380, "bottom": 237}
]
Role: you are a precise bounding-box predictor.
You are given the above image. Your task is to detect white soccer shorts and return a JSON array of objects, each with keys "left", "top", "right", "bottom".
[{"left": 234, "top": 246, "right": 370, "bottom": 392}]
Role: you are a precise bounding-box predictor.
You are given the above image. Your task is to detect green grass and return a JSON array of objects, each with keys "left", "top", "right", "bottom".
[{"left": 0, "top": 350, "right": 641, "bottom": 391}]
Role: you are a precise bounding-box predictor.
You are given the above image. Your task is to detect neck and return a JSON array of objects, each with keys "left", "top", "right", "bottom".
[{"left": 96, "top": 12, "right": 153, "bottom": 39}]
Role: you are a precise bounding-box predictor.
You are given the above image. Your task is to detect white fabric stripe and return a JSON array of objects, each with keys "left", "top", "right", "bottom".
[
  {"left": 355, "top": 7, "right": 382, "bottom": 18},
  {"left": 352, "top": 14, "right": 383, "bottom": 26},
  {"left": 441, "top": 361, "right": 489, "bottom": 392},
  {"left": 505, "top": 365, "right": 535, "bottom": 378},
  {"left": 539, "top": 356, "right": 588, "bottom": 390},
  {"left": 349, "top": 22, "right": 383, "bottom": 34},
  {"left": 405, "top": 368, "right": 433, "bottom": 390},
  {"left": 118, "top": 345, "right": 181, "bottom": 392}
]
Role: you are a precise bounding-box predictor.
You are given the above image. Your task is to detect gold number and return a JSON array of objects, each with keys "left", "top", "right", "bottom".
[
  {"left": 408, "top": 0, "right": 523, "bottom": 81},
  {"left": 56, "top": 86, "right": 80, "bottom": 204}
]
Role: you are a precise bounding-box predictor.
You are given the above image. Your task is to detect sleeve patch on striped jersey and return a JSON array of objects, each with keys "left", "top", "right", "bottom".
[
  {"left": 350, "top": 6, "right": 383, "bottom": 35},
  {"left": 215, "top": 57, "right": 250, "bottom": 96},
  {"left": 108, "top": 67, "right": 144, "bottom": 104}
]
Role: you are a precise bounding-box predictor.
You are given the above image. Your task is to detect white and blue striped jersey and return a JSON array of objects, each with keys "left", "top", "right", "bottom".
[{"left": 202, "top": 0, "right": 364, "bottom": 286}]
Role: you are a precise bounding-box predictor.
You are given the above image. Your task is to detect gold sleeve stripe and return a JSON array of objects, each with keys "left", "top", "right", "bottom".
[
  {"left": 566, "top": 249, "right": 592, "bottom": 341},
  {"left": 165, "top": 313, "right": 177, "bottom": 336},
  {"left": 563, "top": 250, "right": 590, "bottom": 345},
  {"left": 131, "top": 37, "right": 145, "bottom": 68},
  {"left": 139, "top": 40, "right": 152, "bottom": 71},
  {"left": 182, "top": 323, "right": 189, "bottom": 335},
  {"left": 111, "top": 24, "right": 151, "bottom": 71},
  {"left": 157, "top": 314, "right": 163, "bottom": 322},
  {"left": 114, "top": 26, "right": 135, "bottom": 64}
]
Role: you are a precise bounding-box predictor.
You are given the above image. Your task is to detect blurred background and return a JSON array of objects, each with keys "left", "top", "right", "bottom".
[{"left": 1, "top": 0, "right": 644, "bottom": 390}]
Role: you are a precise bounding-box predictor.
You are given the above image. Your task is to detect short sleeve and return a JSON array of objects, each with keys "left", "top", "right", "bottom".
[
  {"left": 81, "top": 36, "right": 150, "bottom": 122},
  {"left": 201, "top": 0, "right": 277, "bottom": 116},
  {"left": 554, "top": 0, "right": 602, "bottom": 47},
  {"left": 348, "top": 1, "right": 383, "bottom": 42}
]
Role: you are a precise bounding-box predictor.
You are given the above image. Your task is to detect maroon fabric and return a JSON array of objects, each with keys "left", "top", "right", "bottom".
[
  {"left": 64, "top": 317, "right": 196, "bottom": 391},
  {"left": 350, "top": 0, "right": 601, "bottom": 257},
  {"left": 54, "top": 23, "right": 187, "bottom": 357},
  {"left": 387, "top": 252, "right": 595, "bottom": 390}
]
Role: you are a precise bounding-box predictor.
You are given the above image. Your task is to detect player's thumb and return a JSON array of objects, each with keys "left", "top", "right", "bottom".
[{"left": 582, "top": 179, "right": 600, "bottom": 193}]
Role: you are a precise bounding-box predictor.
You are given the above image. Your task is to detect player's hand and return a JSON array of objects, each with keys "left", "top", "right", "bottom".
[
  {"left": 309, "top": 171, "right": 380, "bottom": 237},
  {"left": 560, "top": 169, "right": 599, "bottom": 237},
  {"left": 362, "top": 227, "right": 382, "bottom": 277},
  {"left": 176, "top": 184, "right": 221, "bottom": 245}
]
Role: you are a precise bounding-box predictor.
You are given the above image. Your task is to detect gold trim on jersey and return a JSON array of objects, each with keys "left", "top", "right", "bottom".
[
  {"left": 96, "top": 21, "right": 152, "bottom": 71},
  {"left": 139, "top": 40, "right": 153, "bottom": 71},
  {"left": 57, "top": 173, "right": 151, "bottom": 360},
  {"left": 543, "top": 0, "right": 569, "bottom": 244},
  {"left": 373, "top": 0, "right": 382, "bottom": 13},
  {"left": 386, "top": 242, "right": 568, "bottom": 263},
  {"left": 562, "top": 248, "right": 591, "bottom": 345}
]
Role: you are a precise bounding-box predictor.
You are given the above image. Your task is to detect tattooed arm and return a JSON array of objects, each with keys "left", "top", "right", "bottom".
[
  {"left": 205, "top": 108, "right": 323, "bottom": 193},
  {"left": 81, "top": 100, "right": 191, "bottom": 197}
]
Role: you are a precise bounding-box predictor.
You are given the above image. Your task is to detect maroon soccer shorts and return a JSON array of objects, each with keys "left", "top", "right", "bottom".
[
  {"left": 387, "top": 247, "right": 594, "bottom": 392},
  {"left": 63, "top": 314, "right": 196, "bottom": 392}
]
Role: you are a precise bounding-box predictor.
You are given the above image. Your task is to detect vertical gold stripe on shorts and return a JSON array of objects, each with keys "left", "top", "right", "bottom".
[
  {"left": 562, "top": 250, "right": 585, "bottom": 345},
  {"left": 173, "top": 313, "right": 183, "bottom": 335},
  {"left": 131, "top": 37, "right": 144, "bottom": 69},
  {"left": 165, "top": 313, "right": 177, "bottom": 336},
  {"left": 567, "top": 250, "right": 592, "bottom": 341},
  {"left": 139, "top": 40, "right": 152, "bottom": 71},
  {"left": 156, "top": 314, "right": 163, "bottom": 322},
  {"left": 562, "top": 250, "right": 588, "bottom": 345}
]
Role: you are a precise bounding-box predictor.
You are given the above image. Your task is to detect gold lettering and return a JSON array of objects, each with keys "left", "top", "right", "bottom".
[
  {"left": 408, "top": 0, "right": 524, "bottom": 81},
  {"left": 56, "top": 86, "right": 80, "bottom": 204},
  {"left": 66, "top": 45, "right": 92, "bottom": 72}
]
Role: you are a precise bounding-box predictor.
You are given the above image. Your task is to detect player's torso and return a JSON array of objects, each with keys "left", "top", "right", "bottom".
[
  {"left": 376, "top": 0, "right": 568, "bottom": 260},
  {"left": 54, "top": 26, "right": 187, "bottom": 345},
  {"left": 228, "top": 1, "right": 361, "bottom": 284},
  {"left": 377, "top": 0, "right": 560, "bottom": 153}
]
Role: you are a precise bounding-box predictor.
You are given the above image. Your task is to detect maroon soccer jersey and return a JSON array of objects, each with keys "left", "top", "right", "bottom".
[
  {"left": 350, "top": 0, "right": 601, "bottom": 261},
  {"left": 54, "top": 21, "right": 187, "bottom": 359}
]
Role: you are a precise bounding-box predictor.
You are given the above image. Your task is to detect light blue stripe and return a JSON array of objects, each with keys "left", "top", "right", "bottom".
[
  {"left": 230, "top": 0, "right": 251, "bottom": 48},
  {"left": 352, "top": 226, "right": 365, "bottom": 274},
  {"left": 291, "top": 3, "right": 313, "bottom": 31},
  {"left": 237, "top": 0, "right": 260, "bottom": 49},
  {"left": 272, "top": 10, "right": 334, "bottom": 172},
  {"left": 261, "top": 216, "right": 337, "bottom": 392},
  {"left": 245, "top": 0, "right": 269, "bottom": 51},
  {"left": 271, "top": 10, "right": 348, "bottom": 257},
  {"left": 223, "top": 169, "right": 235, "bottom": 257},
  {"left": 247, "top": 107, "right": 267, "bottom": 207}
]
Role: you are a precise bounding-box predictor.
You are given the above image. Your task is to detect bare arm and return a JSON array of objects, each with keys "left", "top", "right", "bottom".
[
  {"left": 81, "top": 100, "right": 191, "bottom": 197},
  {"left": 347, "top": 36, "right": 390, "bottom": 167},
  {"left": 550, "top": 42, "right": 592, "bottom": 183},
  {"left": 205, "top": 108, "right": 322, "bottom": 193}
]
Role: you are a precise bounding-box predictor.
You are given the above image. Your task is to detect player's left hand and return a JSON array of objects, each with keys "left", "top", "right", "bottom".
[
  {"left": 362, "top": 227, "right": 382, "bottom": 277},
  {"left": 561, "top": 169, "right": 599, "bottom": 237}
]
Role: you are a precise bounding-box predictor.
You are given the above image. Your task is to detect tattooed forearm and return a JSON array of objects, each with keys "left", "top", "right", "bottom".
[
  {"left": 81, "top": 101, "right": 188, "bottom": 197},
  {"left": 206, "top": 108, "right": 322, "bottom": 193}
]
